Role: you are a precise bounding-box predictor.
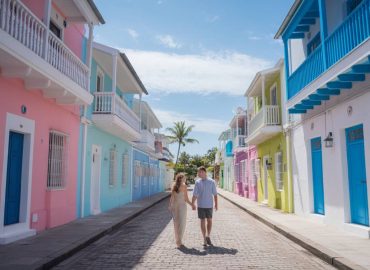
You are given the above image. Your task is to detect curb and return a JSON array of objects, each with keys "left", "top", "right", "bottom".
[
  {"left": 218, "top": 192, "right": 367, "bottom": 270},
  {"left": 37, "top": 193, "right": 170, "bottom": 270}
]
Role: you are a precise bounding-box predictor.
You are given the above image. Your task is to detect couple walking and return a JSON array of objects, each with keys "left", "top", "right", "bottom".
[{"left": 168, "top": 166, "right": 218, "bottom": 248}]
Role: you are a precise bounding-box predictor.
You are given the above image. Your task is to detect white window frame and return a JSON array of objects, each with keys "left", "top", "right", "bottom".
[
  {"left": 96, "top": 66, "right": 104, "bottom": 92},
  {"left": 47, "top": 130, "right": 69, "bottom": 189},
  {"left": 122, "top": 153, "right": 129, "bottom": 186},
  {"left": 275, "top": 152, "right": 283, "bottom": 191},
  {"left": 270, "top": 82, "right": 278, "bottom": 106},
  {"left": 109, "top": 149, "right": 118, "bottom": 186},
  {"left": 253, "top": 159, "right": 260, "bottom": 186}
]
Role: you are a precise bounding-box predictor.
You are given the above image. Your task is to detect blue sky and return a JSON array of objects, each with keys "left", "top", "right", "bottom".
[{"left": 94, "top": 0, "right": 294, "bottom": 156}]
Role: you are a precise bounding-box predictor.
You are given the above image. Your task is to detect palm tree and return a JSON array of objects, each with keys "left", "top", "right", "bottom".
[{"left": 166, "top": 121, "right": 199, "bottom": 169}]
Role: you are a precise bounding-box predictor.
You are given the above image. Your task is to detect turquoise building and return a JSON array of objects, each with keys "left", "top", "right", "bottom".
[{"left": 78, "top": 42, "right": 147, "bottom": 217}]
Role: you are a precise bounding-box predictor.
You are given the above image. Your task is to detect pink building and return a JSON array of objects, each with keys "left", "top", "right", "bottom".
[
  {"left": 247, "top": 146, "right": 258, "bottom": 201},
  {"left": 0, "top": 0, "right": 104, "bottom": 244}
]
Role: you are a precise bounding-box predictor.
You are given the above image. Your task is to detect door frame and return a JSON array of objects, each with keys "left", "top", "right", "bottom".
[
  {"left": 90, "top": 145, "right": 101, "bottom": 215},
  {"left": 0, "top": 113, "right": 35, "bottom": 240},
  {"left": 263, "top": 155, "right": 269, "bottom": 201},
  {"left": 345, "top": 124, "right": 369, "bottom": 226},
  {"left": 310, "top": 137, "right": 325, "bottom": 215}
]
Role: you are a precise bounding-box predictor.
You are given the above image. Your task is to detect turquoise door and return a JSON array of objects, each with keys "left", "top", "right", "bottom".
[
  {"left": 346, "top": 124, "right": 369, "bottom": 226},
  {"left": 4, "top": 131, "right": 24, "bottom": 226},
  {"left": 311, "top": 137, "right": 325, "bottom": 215}
]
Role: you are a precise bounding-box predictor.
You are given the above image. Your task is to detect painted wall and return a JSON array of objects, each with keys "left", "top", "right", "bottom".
[
  {"left": 0, "top": 78, "right": 80, "bottom": 231},
  {"left": 81, "top": 126, "right": 133, "bottom": 216},
  {"left": 257, "top": 133, "right": 290, "bottom": 212},
  {"left": 291, "top": 82, "right": 370, "bottom": 234},
  {"left": 247, "top": 146, "right": 258, "bottom": 201}
]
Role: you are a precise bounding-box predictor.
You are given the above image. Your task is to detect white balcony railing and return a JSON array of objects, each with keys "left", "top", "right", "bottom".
[
  {"left": 0, "top": 0, "right": 89, "bottom": 90},
  {"left": 248, "top": 105, "right": 280, "bottom": 136},
  {"left": 140, "top": 129, "right": 155, "bottom": 150},
  {"left": 93, "top": 92, "right": 140, "bottom": 133},
  {"left": 233, "top": 135, "right": 247, "bottom": 148}
]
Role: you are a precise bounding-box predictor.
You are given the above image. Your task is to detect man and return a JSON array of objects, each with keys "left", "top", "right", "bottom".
[{"left": 192, "top": 166, "right": 218, "bottom": 246}]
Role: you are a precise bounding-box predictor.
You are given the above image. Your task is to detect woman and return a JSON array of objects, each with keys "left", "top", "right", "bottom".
[{"left": 168, "top": 173, "right": 192, "bottom": 248}]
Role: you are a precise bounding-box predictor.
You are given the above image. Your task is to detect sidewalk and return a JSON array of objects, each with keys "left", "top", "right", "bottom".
[
  {"left": 218, "top": 189, "right": 370, "bottom": 270},
  {"left": 0, "top": 192, "right": 170, "bottom": 270}
]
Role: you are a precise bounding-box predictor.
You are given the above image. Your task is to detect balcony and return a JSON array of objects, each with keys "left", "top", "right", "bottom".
[
  {"left": 92, "top": 92, "right": 141, "bottom": 142},
  {"left": 0, "top": 0, "right": 91, "bottom": 104},
  {"left": 287, "top": 0, "right": 370, "bottom": 100},
  {"left": 246, "top": 105, "right": 282, "bottom": 145},
  {"left": 233, "top": 135, "right": 247, "bottom": 149},
  {"left": 136, "top": 129, "right": 155, "bottom": 153}
]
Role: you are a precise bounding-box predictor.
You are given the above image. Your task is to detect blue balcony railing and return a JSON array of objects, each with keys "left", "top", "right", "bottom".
[
  {"left": 287, "top": 0, "right": 370, "bottom": 99},
  {"left": 325, "top": 0, "right": 370, "bottom": 68},
  {"left": 225, "top": 140, "right": 233, "bottom": 157},
  {"left": 288, "top": 45, "right": 324, "bottom": 99}
]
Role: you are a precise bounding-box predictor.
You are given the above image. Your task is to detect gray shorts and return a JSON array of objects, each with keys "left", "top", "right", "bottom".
[{"left": 197, "top": 208, "right": 213, "bottom": 219}]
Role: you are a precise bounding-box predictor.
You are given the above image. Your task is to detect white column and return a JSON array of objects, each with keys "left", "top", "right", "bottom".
[
  {"left": 262, "top": 75, "right": 266, "bottom": 124},
  {"left": 139, "top": 94, "right": 142, "bottom": 132},
  {"left": 43, "top": 0, "right": 52, "bottom": 59},
  {"left": 112, "top": 54, "right": 118, "bottom": 93},
  {"left": 86, "top": 24, "right": 94, "bottom": 91}
]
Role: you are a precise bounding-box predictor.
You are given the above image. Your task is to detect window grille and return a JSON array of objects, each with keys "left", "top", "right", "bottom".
[
  {"left": 275, "top": 152, "right": 284, "bottom": 191},
  {"left": 109, "top": 149, "right": 117, "bottom": 186},
  {"left": 47, "top": 131, "right": 68, "bottom": 189},
  {"left": 122, "top": 154, "right": 129, "bottom": 186}
]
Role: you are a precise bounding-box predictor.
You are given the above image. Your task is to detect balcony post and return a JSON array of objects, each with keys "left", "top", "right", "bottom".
[
  {"left": 86, "top": 23, "right": 94, "bottom": 91},
  {"left": 42, "top": 0, "right": 52, "bottom": 60},
  {"left": 112, "top": 53, "right": 118, "bottom": 93},
  {"left": 262, "top": 75, "right": 266, "bottom": 125},
  {"left": 318, "top": 0, "right": 328, "bottom": 69}
]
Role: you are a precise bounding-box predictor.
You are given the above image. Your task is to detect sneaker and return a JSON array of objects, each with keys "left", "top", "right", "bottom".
[{"left": 205, "top": 236, "right": 213, "bottom": 246}]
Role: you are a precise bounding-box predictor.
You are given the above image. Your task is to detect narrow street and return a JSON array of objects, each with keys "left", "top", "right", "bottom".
[{"left": 54, "top": 193, "right": 334, "bottom": 270}]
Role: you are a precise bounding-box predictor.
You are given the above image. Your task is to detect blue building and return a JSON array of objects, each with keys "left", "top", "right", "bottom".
[
  {"left": 132, "top": 100, "right": 163, "bottom": 201},
  {"left": 276, "top": 0, "right": 370, "bottom": 237},
  {"left": 78, "top": 42, "right": 147, "bottom": 217}
]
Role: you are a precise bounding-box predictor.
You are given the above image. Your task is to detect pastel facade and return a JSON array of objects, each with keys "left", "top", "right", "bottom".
[
  {"left": 77, "top": 42, "right": 147, "bottom": 217},
  {"left": 229, "top": 108, "right": 248, "bottom": 196},
  {"left": 155, "top": 133, "right": 175, "bottom": 190},
  {"left": 132, "top": 100, "right": 163, "bottom": 201},
  {"left": 245, "top": 59, "right": 293, "bottom": 213},
  {"left": 276, "top": 0, "right": 370, "bottom": 236},
  {"left": 217, "top": 129, "right": 234, "bottom": 192},
  {"left": 0, "top": 0, "right": 103, "bottom": 243}
]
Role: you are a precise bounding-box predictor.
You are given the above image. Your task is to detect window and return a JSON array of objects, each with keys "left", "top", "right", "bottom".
[
  {"left": 96, "top": 68, "right": 104, "bottom": 92},
  {"left": 347, "top": 0, "right": 363, "bottom": 15},
  {"left": 122, "top": 154, "right": 129, "bottom": 186},
  {"left": 307, "top": 32, "right": 321, "bottom": 56},
  {"left": 109, "top": 149, "right": 117, "bottom": 186},
  {"left": 241, "top": 160, "right": 246, "bottom": 183},
  {"left": 252, "top": 159, "right": 260, "bottom": 186},
  {"left": 49, "top": 20, "right": 62, "bottom": 39},
  {"left": 47, "top": 131, "right": 68, "bottom": 189},
  {"left": 270, "top": 84, "right": 278, "bottom": 105},
  {"left": 275, "top": 152, "right": 283, "bottom": 191}
]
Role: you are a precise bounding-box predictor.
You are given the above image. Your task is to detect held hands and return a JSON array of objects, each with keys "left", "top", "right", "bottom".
[
  {"left": 191, "top": 203, "right": 196, "bottom": 211},
  {"left": 215, "top": 204, "right": 218, "bottom": 211}
]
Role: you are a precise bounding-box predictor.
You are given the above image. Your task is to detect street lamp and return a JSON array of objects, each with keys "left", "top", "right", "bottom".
[{"left": 323, "top": 132, "right": 334, "bottom": 148}]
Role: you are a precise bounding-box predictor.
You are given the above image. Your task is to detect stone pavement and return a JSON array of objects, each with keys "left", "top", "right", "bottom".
[
  {"left": 218, "top": 189, "right": 370, "bottom": 270},
  {"left": 0, "top": 192, "right": 170, "bottom": 270},
  {"left": 54, "top": 192, "right": 334, "bottom": 270}
]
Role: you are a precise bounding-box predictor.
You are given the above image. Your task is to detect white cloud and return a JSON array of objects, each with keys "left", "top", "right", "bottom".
[
  {"left": 206, "top": 15, "right": 220, "bottom": 23},
  {"left": 153, "top": 109, "right": 228, "bottom": 135},
  {"left": 157, "top": 0, "right": 163, "bottom": 4},
  {"left": 248, "top": 36, "right": 262, "bottom": 41},
  {"left": 123, "top": 49, "right": 271, "bottom": 96},
  {"left": 127, "top": 28, "right": 139, "bottom": 39},
  {"left": 156, "top": 35, "right": 182, "bottom": 49}
]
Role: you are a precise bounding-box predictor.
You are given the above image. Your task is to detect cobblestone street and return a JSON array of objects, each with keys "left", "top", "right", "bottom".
[{"left": 54, "top": 193, "right": 334, "bottom": 270}]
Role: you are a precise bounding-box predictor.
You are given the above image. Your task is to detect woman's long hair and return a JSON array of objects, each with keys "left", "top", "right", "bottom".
[{"left": 172, "top": 173, "right": 185, "bottom": 193}]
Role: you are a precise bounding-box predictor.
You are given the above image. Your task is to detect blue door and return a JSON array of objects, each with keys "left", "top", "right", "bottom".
[
  {"left": 311, "top": 137, "right": 325, "bottom": 215},
  {"left": 4, "top": 131, "right": 24, "bottom": 226},
  {"left": 346, "top": 124, "right": 369, "bottom": 226}
]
